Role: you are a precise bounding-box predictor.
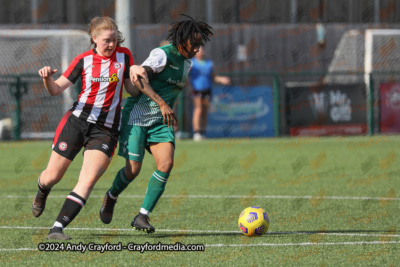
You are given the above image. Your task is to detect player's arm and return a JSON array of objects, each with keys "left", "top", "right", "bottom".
[
  {"left": 38, "top": 66, "right": 72, "bottom": 96},
  {"left": 130, "top": 65, "right": 177, "bottom": 127},
  {"left": 214, "top": 74, "right": 231, "bottom": 85},
  {"left": 123, "top": 50, "right": 141, "bottom": 97},
  {"left": 124, "top": 79, "right": 140, "bottom": 97},
  {"left": 211, "top": 64, "right": 230, "bottom": 85}
]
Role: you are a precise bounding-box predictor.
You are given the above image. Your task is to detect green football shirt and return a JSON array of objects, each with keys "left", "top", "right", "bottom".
[{"left": 123, "top": 44, "right": 192, "bottom": 126}]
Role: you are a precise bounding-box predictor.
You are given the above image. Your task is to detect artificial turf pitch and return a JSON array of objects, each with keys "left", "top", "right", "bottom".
[{"left": 0, "top": 135, "right": 399, "bottom": 266}]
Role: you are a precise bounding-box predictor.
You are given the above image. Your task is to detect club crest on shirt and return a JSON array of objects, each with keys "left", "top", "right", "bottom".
[{"left": 114, "top": 62, "right": 122, "bottom": 69}]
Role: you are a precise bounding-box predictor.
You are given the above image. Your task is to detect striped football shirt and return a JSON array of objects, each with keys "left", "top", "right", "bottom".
[
  {"left": 63, "top": 47, "right": 133, "bottom": 130},
  {"left": 123, "top": 44, "right": 191, "bottom": 127}
]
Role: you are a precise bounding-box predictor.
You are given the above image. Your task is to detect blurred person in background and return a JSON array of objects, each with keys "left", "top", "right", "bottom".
[{"left": 189, "top": 46, "right": 230, "bottom": 141}]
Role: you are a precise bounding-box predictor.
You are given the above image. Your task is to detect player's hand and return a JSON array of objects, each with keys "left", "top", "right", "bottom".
[
  {"left": 130, "top": 65, "right": 149, "bottom": 84},
  {"left": 159, "top": 102, "right": 177, "bottom": 127},
  {"left": 38, "top": 66, "right": 57, "bottom": 79},
  {"left": 216, "top": 76, "right": 231, "bottom": 85}
]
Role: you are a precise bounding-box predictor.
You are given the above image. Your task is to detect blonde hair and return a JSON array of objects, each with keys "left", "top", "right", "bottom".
[{"left": 89, "top": 16, "right": 125, "bottom": 47}]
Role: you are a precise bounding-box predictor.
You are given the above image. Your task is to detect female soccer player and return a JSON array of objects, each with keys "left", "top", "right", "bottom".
[
  {"left": 190, "top": 46, "right": 230, "bottom": 141},
  {"left": 32, "top": 16, "right": 140, "bottom": 240},
  {"left": 99, "top": 15, "right": 213, "bottom": 233}
]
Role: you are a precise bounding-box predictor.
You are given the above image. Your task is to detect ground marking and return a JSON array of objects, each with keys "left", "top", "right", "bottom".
[
  {"left": 207, "top": 241, "right": 400, "bottom": 247},
  {"left": 1, "top": 226, "right": 400, "bottom": 238}
]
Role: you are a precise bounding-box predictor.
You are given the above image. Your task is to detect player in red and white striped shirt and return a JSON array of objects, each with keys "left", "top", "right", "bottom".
[
  {"left": 32, "top": 17, "right": 141, "bottom": 240},
  {"left": 63, "top": 44, "right": 132, "bottom": 130}
]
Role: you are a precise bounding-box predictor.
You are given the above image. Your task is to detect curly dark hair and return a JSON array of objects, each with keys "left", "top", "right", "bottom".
[{"left": 166, "top": 15, "right": 213, "bottom": 54}]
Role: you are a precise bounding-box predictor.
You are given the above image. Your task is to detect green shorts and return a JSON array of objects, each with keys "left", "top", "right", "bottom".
[{"left": 118, "top": 122, "right": 175, "bottom": 162}]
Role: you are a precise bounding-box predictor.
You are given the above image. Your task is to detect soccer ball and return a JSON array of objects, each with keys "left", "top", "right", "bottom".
[{"left": 238, "top": 206, "right": 269, "bottom": 236}]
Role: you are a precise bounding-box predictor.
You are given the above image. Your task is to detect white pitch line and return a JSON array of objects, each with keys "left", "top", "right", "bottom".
[
  {"left": 0, "top": 226, "right": 239, "bottom": 233},
  {"left": 1, "top": 241, "right": 400, "bottom": 251},
  {"left": 206, "top": 241, "right": 400, "bottom": 247},
  {"left": 0, "top": 248, "right": 37, "bottom": 251},
  {"left": 1, "top": 226, "right": 400, "bottom": 238},
  {"left": 4, "top": 195, "right": 400, "bottom": 201}
]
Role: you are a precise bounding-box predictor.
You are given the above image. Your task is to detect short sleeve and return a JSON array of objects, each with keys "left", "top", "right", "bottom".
[
  {"left": 141, "top": 48, "right": 167, "bottom": 73},
  {"left": 62, "top": 57, "right": 83, "bottom": 84}
]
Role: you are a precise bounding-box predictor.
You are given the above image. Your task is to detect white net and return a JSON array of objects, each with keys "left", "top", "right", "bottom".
[
  {"left": 365, "top": 29, "right": 400, "bottom": 74},
  {"left": 326, "top": 30, "right": 366, "bottom": 84},
  {"left": 0, "top": 30, "right": 90, "bottom": 139},
  {"left": 326, "top": 29, "right": 400, "bottom": 83},
  {"left": 326, "top": 29, "right": 400, "bottom": 133},
  {"left": 366, "top": 30, "right": 400, "bottom": 133}
]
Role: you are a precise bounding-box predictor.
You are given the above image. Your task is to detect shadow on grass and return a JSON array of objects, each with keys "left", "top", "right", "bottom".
[{"left": 89, "top": 232, "right": 243, "bottom": 238}]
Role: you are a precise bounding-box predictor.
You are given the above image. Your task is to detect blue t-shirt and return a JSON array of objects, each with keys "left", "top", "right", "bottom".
[{"left": 190, "top": 58, "right": 214, "bottom": 91}]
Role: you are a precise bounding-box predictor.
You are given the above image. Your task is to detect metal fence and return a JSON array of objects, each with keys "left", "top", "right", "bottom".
[{"left": 2, "top": 71, "right": 399, "bottom": 140}]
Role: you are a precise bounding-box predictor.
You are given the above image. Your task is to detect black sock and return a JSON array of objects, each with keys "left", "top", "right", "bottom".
[
  {"left": 38, "top": 177, "right": 51, "bottom": 193},
  {"left": 54, "top": 192, "right": 86, "bottom": 229}
]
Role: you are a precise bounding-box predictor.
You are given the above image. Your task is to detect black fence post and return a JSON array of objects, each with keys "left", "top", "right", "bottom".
[{"left": 8, "top": 76, "right": 27, "bottom": 140}]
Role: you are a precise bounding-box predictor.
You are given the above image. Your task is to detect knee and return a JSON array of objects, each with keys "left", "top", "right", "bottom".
[
  {"left": 40, "top": 170, "right": 61, "bottom": 187},
  {"left": 125, "top": 165, "right": 140, "bottom": 180},
  {"left": 157, "top": 159, "right": 174, "bottom": 174}
]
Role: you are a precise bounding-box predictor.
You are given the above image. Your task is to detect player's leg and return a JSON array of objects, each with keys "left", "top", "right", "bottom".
[
  {"left": 192, "top": 93, "right": 202, "bottom": 141},
  {"left": 200, "top": 91, "right": 211, "bottom": 138},
  {"left": 132, "top": 139, "right": 175, "bottom": 233},
  {"left": 100, "top": 124, "right": 146, "bottom": 224},
  {"left": 100, "top": 159, "right": 142, "bottom": 224},
  {"left": 74, "top": 150, "right": 111, "bottom": 198},
  {"left": 109, "top": 159, "right": 142, "bottom": 196},
  {"left": 32, "top": 151, "right": 72, "bottom": 217},
  {"left": 47, "top": 123, "right": 117, "bottom": 239},
  {"left": 32, "top": 111, "right": 82, "bottom": 218},
  {"left": 142, "top": 142, "right": 174, "bottom": 210},
  {"left": 47, "top": 150, "right": 111, "bottom": 239}
]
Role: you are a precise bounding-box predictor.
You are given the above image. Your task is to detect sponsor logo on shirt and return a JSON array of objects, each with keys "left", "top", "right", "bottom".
[
  {"left": 90, "top": 73, "right": 119, "bottom": 83},
  {"left": 167, "top": 77, "right": 185, "bottom": 87},
  {"left": 170, "top": 64, "right": 179, "bottom": 70}
]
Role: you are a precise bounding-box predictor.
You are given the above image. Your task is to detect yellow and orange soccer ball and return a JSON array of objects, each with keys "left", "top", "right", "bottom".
[{"left": 238, "top": 206, "right": 269, "bottom": 236}]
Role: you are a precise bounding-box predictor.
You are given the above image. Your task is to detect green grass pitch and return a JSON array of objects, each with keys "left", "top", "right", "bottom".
[{"left": 0, "top": 135, "right": 399, "bottom": 266}]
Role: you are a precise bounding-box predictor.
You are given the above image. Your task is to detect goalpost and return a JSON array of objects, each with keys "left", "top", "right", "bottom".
[
  {"left": 326, "top": 29, "right": 400, "bottom": 134},
  {"left": 364, "top": 29, "right": 400, "bottom": 88},
  {"left": 364, "top": 29, "right": 400, "bottom": 133},
  {"left": 0, "top": 30, "right": 89, "bottom": 139}
]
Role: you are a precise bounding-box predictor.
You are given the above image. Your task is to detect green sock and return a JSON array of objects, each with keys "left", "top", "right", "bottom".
[
  {"left": 141, "top": 170, "right": 169, "bottom": 212},
  {"left": 109, "top": 168, "right": 133, "bottom": 197}
]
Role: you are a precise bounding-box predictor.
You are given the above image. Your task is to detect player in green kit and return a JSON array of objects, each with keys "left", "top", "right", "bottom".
[{"left": 99, "top": 15, "right": 213, "bottom": 233}]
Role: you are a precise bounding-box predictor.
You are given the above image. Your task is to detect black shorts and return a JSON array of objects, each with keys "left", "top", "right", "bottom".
[
  {"left": 52, "top": 111, "right": 119, "bottom": 160},
  {"left": 192, "top": 89, "right": 211, "bottom": 100}
]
